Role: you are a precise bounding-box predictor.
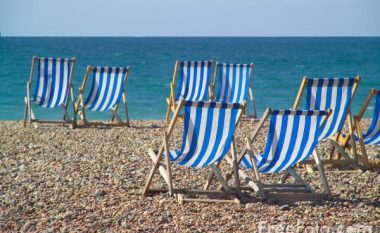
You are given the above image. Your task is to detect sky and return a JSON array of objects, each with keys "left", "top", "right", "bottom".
[{"left": 0, "top": 0, "right": 379, "bottom": 36}]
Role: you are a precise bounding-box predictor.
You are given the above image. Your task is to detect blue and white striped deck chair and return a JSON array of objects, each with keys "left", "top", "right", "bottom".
[
  {"left": 350, "top": 89, "right": 380, "bottom": 168},
  {"left": 165, "top": 60, "right": 213, "bottom": 122},
  {"left": 144, "top": 100, "right": 246, "bottom": 204},
  {"left": 211, "top": 62, "right": 257, "bottom": 118},
  {"left": 23, "top": 56, "right": 76, "bottom": 127},
  {"left": 76, "top": 66, "right": 130, "bottom": 127},
  {"left": 228, "top": 109, "right": 332, "bottom": 201},
  {"left": 292, "top": 76, "right": 361, "bottom": 165}
]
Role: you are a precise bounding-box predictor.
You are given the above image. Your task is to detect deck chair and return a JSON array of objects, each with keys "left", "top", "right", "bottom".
[
  {"left": 76, "top": 66, "right": 130, "bottom": 127},
  {"left": 342, "top": 89, "right": 380, "bottom": 168},
  {"left": 165, "top": 60, "right": 213, "bottom": 122},
  {"left": 143, "top": 100, "right": 245, "bottom": 204},
  {"left": 292, "top": 76, "right": 361, "bottom": 167},
  {"left": 210, "top": 62, "right": 257, "bottom": 118},
  {"left": 209, "top": 109, "right": 332, "bottom": 202},
  {"left": 23, "top": 56, "right": 76, "bottom": 127}
]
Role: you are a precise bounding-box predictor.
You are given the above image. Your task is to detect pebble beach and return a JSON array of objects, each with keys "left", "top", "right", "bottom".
[{"left": 1, "top": 120, "right": 379, "bottom": 232}]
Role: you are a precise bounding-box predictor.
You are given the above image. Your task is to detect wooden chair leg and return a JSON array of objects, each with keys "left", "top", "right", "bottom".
[
  {"left": 280, "top": 170, "right": 290, "bottom": 184},
  {"left": 347, "top": 111, "right": 359, "bottom": 163},
  {"left": 70, "top": 88, "right": 77, "bottom": 128},
  {"left": 142, "top": 150, "right": 163, "bottom": 196},
  {"left": 122, "top": 91, "right": 130, "bottom": 126},
  {"left": 328, "top": 141, "right": 336, "bottom": 160},
  {"left": 61, "top": 105, "right": 70, "bottom": 122},
  {"left": 286, "top": 168, "right": 308, "bottom": 185},
  {"left": 165, "top": 99, "right": 172, "bottom": 123},
  {"left": 210, "top": 164, "right": 231, "bottom": 191},
  {"left": 29, "top": 103, "right": 34, "bottom": 125},
  {"left": 355, "top": 121, "right": 371, "bottom": 168},
  {"left": 251, "top": 98, "right": 257, "bottom": 119},
  {"left": 163, "top": 133, "right": 173, "bottom": 196},
  {"left": 22, "top": 97, "right": 29, "bottom": 127},
  {"left": 204, "top": 160, "right": 222, "bottom": 190},
  {"left": 313, "top": 151, "right": 330, "bottom": 195},
  {"left": 231, "top": 140, "right": 241, "bottom": 193},
  {"left": 249, "top": 87, "right": 257, "bottom": 118},
  {"left": 81, "top": 106, "right": 87, "bottom": 127},
  {"left": 30, "top": 108, "right": 35, "bottom": 121},
  {"left": 26, "top": 82, "right": 33, "bottom": 125},
  {"left": 111, "top": 110, "right": 122, "bottom": 124}
]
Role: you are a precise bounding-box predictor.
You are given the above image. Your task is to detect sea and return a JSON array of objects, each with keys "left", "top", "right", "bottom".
[{"left": 0, "top": 37, "right": 379, "bottom": 120}]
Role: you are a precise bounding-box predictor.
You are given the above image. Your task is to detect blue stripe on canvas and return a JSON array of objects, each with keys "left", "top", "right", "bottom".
[
  {"left": 304, "top": 78, "right": 356, "bottom": 141},
  {"left": 38, "top": 59, "right": 49, "bottom": 106},
  {"left": 96, "top": 68, "right": 112, "bottom": 111},
  {"left": 361, "top": 91, "right": 380, "bottom": 145},
  {"left": 111, "top": 68, "right": 126, "bottom": 109},
  {"left": 46, "top": 59, "right": 57, "bottom": 107},
  {"left": 84, "top": 67, "right": 127, "bottom": 111},
  {"left": 174, "top": 61, "right": 211, "bottom": 102},
  {"left": 215, "top": 63, "right": 251, "bottom": 104},
  {"left": 166, "top": 101, "right": 242, "bottom": 168},
  {"left": 57, "top": 59, "right": 64, "bottom": 107},
  {"left": 241, "top": 110, "right": 327, "bottom": 174},
  {"left": 31, "top": 58, "right": 72, "bottom": 108},
  {"left": 88, "top": 67, "right": 105, "bottom": 111}
]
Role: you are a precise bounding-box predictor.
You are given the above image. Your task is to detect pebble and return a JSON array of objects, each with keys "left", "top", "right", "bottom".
[
  {"left": 0, "top": 120, "right": 379, "bottom": 232},
  {"left": 280, "top": 204, "right": 290, "bottom": 211}
]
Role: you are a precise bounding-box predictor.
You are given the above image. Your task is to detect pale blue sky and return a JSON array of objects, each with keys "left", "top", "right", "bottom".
[{"left": 1, "top": 0, "right": 379, "bottom": 36}]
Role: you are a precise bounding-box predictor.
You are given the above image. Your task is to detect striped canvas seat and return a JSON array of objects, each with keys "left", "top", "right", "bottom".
[
  {"left": 23, "top": 56, "right": 76, "bottom": 127},
  {"left": 174, "top": 61, "right": 212, "bottom": 102},
  {"left": 31, "top": 58, "right": 72, "bottom": 108},
  {"left": 304, "top": 78, "right": 356, "bottom": 141},
  {"left": 144, "top": 100, "right": 245, "bottom": 203},
  {"left": 83, "top": 67, "right": 128, "bottom": 111},
  {"left": 357, "top": 91, "right": 380, "bottom": 145},
  {"left": 241, "top": 110, "right": 328, "bottom": 174},
  {"left": 215, "top": 63, "right": 251, "bottom": 103},
  {"left": 166, "top": 101, "right": 242, "bottom": 168}
]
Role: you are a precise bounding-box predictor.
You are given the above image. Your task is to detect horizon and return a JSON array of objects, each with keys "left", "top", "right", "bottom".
[{"left": 2, "top": 36, "right": 380, "bottom": 38}]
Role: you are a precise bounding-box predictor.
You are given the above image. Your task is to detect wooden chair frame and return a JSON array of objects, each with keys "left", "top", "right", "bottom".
[
  {"left": 206, "top": 108, "right": 332, "bottom": 202},
  {"left": 22, "top": 56, "right": 77, "bottom": 128},
  {"left": 143, "top": 100, "right": 245, "bottom": 204},
  {"left": 165, "top": 60, "right": 213, "bottom": 122},
  {"left": 209, "top": 62, "right": 257, "bottom": 118},
  {"left": 342, "top": 89, "right": 380, "bottom": 168},
  {"left": 292, "top": 76, "right": 361, "bottom": 168},
  {"left": 75, "top": 66, "right": 130, "bottom": 127}
]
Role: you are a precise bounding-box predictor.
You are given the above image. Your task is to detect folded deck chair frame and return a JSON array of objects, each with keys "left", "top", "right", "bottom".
[
  {"left": 23, "top": 56, "right": 77, "bottom": 128},
  {"left": 143, "top": 100, "right": 245, "bottom": 204},
  {"left": 207, "top": 108, "right": 332, "bottom": 202},
  {"left": 210, "top": 62, "right": 257, "bottom": 118},
  {"left": 76, "top": 66, "right": 130, "bottom": 127},
  {"left": 165, "top": 60, "right": 213, "bottom": 122},
  {"left": 293, "top": 76, "right": 361, "bottom": 168},
  {"left": 342, "top": 89, "right": 380, "bottom": 168}
]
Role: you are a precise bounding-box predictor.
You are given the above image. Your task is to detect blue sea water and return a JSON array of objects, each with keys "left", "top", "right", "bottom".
[{"left": 0, "top": 37, "right": 379, "bottom": 120}]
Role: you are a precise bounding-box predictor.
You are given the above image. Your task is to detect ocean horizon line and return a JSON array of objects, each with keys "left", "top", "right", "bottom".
[{"left": 1, "top": 35, "right": 380, "bottom": 38}]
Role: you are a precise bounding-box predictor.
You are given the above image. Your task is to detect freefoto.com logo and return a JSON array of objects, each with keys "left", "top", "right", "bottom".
[{"left": 257, "top": 221, "right": 373, "bottom": 233}]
